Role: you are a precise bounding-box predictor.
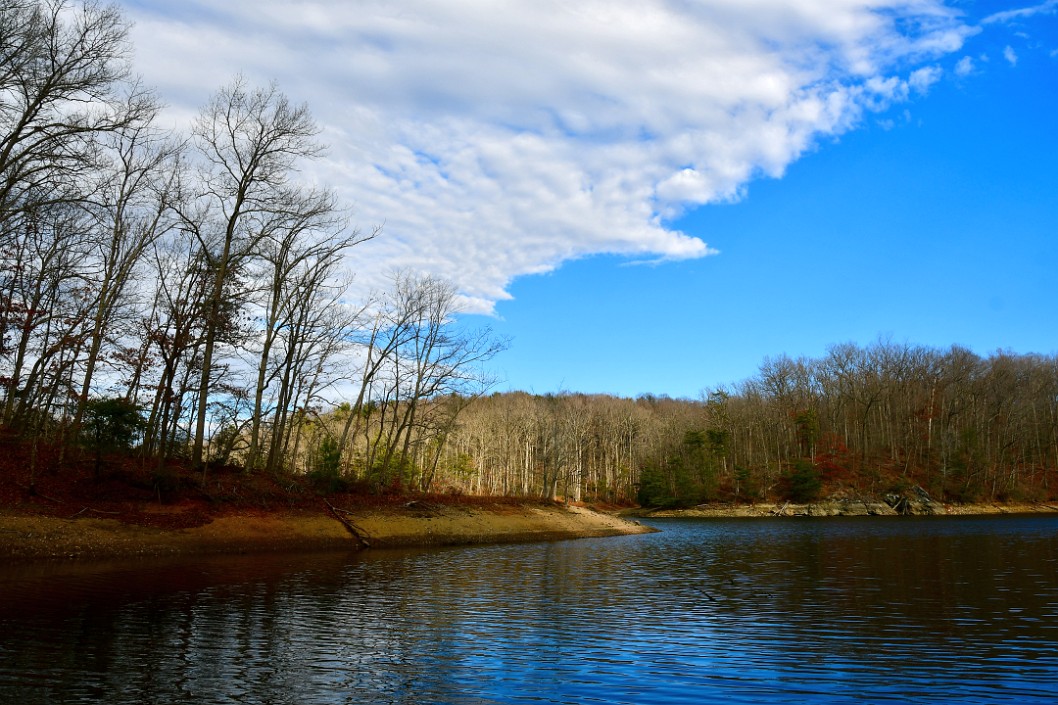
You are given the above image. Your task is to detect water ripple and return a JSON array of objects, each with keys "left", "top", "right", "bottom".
[{"left": 2, "top": 516, "right": 1058, "bottom": 703}]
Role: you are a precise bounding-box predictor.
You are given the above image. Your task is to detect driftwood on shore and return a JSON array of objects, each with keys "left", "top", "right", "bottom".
[{"left": 323, "top": 499, "right": 372, "bottom": 548}]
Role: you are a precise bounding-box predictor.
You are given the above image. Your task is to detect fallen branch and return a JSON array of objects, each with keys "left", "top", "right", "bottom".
[
  {"left": 69, "top": 507, "right": 121, "bottom": 518},
  {"left": 323, "top": 498, "right": 371, "bottom": 548}
]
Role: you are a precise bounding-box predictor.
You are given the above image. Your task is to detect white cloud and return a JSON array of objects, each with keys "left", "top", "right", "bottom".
[
  {"left": 121, "top": 0, "right": 974, "bottom": 313},
  {"left": 1004, "top": 45, "right": 1020, "bottom": 65},
  {"left": 909, "top": 66, "right": 943, "bottom": 93},
  {"left": 983, "top": 0, "right": 1058, "bottom": 25},
  {"left": 955, "top": 56, "right": 975, "bottom": 76}
]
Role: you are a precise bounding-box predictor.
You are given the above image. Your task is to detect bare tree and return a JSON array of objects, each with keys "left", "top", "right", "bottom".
[
  {"left": 71, "top": 99, "right": 180, "bottom": 429},
  {"left": 334, "top": 295, "right": 405, "bottom": 470},
  {"left": 339, "top": 272, "right": 506, "bottom": 488},
  {"left": 0, "top": 0, "right": 153, "bottom": 235},
  {"left": 244, "top": 217, "right": 376, "bottom": 471},
  {"left": 181, "top": 77, "right": 337, "bottom": 467},
  {"left": 138, "top": 231, "right": 216, "bottom": 460},
  {"left": 379, "top": 272, "right": 506, "bottom": 486},
  {"left": 1, "top": 203, "right": 92, "bottom": 427},
  {"left": 1, "top": 0, "right": 155, "bottom": 428},
  {"left": 260, "top": 252, "right": 367, "bottom": 474}
]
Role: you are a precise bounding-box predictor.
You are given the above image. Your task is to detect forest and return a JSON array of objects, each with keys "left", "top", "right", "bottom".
[
  {"left": 430, "top": 343, "right": 1058, "bottom": 506},
  {"left": 3, "top": 1, "right": 1056, "bottom": 509}
]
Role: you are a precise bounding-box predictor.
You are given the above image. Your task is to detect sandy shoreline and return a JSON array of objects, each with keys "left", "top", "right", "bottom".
[
  {"left": 4, "top": 497, "right": 1054, "bottom": 562},
  {"left": 0, "top": 502, "right": 656, "bottom": 561}
]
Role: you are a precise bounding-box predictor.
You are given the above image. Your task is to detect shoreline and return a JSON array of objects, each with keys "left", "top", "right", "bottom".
[
  {"left": 631, "top": 500, "right": 1058, "bottom": 519},
  {"left": 0, "top": 501, "right": 656, "bottom": 562},
  {"left": 4, "top": 496, "right": 1055, "bottom": 563}
]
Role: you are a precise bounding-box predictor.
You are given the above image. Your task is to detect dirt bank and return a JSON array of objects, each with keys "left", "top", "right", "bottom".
[{"left": 0, "top": 501, "right": 655, "bottom": 561}]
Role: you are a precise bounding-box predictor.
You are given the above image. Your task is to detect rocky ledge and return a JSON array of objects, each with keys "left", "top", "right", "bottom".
[{"left": 637, "top": 489, "right": 1058, "bottom": 519}]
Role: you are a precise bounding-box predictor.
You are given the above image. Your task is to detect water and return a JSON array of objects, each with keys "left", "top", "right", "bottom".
[{"left": 2, "top": 515, "right": 1057, "bottom": 704}]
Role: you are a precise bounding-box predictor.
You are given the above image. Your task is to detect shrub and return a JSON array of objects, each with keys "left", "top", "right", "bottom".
[
  {"left": 81, "top": 397, "right": 145, "bottom": 478},
  {"left": 307, "top": 436, "right": 346, "bottom": 493},
  {"left": 783, "top": 460, "right": 822, "bottom": 503}
]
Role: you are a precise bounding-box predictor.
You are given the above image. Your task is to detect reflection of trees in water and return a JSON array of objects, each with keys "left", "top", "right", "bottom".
[
  {"left": 662, "top": 519, "right": 1058, "bottom": 671},
  {"left": 2, "top": 519, "right": 1057, "bottom": 703}
]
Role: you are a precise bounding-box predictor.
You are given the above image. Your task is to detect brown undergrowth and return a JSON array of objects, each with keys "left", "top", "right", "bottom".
[
  {"left": 0, "top": 432, "right": 652, "bottom": 560},
  {"left": 0, "top": 430, "right": 540, "bottom": 527}
]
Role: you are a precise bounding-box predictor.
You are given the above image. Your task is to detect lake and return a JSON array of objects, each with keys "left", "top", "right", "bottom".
[{"left": 1, "top": 515, "right": 1056, "bottom": 704}]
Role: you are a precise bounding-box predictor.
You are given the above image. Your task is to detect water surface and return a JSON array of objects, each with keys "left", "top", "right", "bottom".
[{"left": 2, "top": 515, "right": 1056, "bottom": 704}]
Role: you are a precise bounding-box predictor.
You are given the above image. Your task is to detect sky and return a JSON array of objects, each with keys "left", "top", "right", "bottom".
[{"left": 118, "top": 0, "right": 1058, "bottom": 400}]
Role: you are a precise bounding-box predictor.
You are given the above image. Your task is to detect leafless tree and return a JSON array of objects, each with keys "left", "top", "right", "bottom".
[
  {"left": 243, "top": 212, "right": 376, "bottom": 471},
  {"left": 181, "top": 77, "right": 338, "bottom": 467},
  {"left": 0, "top": 0, "right": 154, "bottom": 235},
  {"left": 71, "top": 99, "right": 180, "bottom": 429},
  {"left": 1, "top": 0, "right": 155, "bottom": 428}
]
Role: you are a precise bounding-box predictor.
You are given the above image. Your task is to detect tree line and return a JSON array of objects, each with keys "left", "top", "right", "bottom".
[
  {"left": 389, "top": 342, "right": 1056, "bottom": 505},
  {"left": 1, "top": 0, "right": 502, "bottom": 485}
]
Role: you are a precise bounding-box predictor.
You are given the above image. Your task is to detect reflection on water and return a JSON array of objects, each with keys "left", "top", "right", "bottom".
[{"left": 2, "top": 516, "right": 1057, "bottom": 704}]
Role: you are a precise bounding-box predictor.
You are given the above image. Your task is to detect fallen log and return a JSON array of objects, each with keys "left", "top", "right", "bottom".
[{"left": 323, "top": 499, "right": 372, "bottom": 548}]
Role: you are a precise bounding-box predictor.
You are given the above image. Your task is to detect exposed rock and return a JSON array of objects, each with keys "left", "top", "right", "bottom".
[
  {"left": 883, "top": 486, "right": 939, "bottom": 515},
  {"left": 636, "top": 492, "right": 1058, "bottom": 519}
]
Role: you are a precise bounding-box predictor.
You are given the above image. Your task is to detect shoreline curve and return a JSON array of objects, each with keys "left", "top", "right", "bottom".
[{"left": 0, "top": 502, "right": 656, "bottom": 562}]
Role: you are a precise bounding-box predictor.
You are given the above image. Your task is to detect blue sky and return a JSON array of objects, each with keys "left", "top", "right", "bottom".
[
  {"left": 485, "top": 1, "right": 1058, "bottom": 398},
  {"left": 487, "top": 26, "right": 1058, "bottom": 397},
  {"left": 120, "top": 0, "right": 1057, "bottom": 400}
]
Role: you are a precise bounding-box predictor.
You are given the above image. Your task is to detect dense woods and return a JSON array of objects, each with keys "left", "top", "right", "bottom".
[
  {"left": 419, "top": 343, "right": 1058, "bottom": 506},
  {"left": 3, "top": 2, "right": 1055, "bottom": 509}
]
